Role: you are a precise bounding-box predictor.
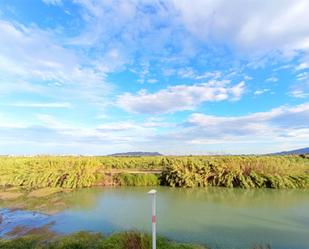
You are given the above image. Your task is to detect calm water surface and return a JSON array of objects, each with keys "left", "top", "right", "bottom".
[{"left": 1, "top": 187, "right": 309, "bottom": 249}]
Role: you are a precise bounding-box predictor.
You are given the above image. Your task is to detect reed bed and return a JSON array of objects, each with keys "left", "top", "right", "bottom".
[
  {"left": 0, "top": 157, "right": 101, "bottom": 189},
  {"left": 0, "top": 155, "right": 308, "bottom": 189},
  {"left": 160, "top": 156, "right": 309, "bottom": 188}
]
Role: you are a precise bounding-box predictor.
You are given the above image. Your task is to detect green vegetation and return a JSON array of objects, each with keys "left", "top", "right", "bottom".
[
  {"left": 0, "top": 157, "right": 102, "bottom": 189},
  {"left": 0, "top": 231, "right": 205, "bottom": 249},
  {"left": 160, "top": 156, "right": 309, "bottom": 188},
  {"left": 114, "top": 173, "right": 159, "bottom": 186},
  {"left": 0, "top": 155, "right": 308, "bottom": 190}
]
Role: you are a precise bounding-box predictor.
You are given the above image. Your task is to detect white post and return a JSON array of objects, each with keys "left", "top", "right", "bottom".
[{"left": 148, "top": 189, "right": 157, "bottom": 249}]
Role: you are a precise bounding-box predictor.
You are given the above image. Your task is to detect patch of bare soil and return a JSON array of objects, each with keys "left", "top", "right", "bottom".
[
  {"left": 0, "top": 191, "right": 23, "bottom": 200},
  {"left": 5, "top": 225, "right": 28, "bottom": 236},
  {"left": 27, "top": 188, "right": 63, "bottom": 198}
]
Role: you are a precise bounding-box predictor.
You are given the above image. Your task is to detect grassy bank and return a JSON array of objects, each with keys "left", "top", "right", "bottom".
[
  {"left": 114, "top": 173, "right": 160, "bottom": 186},
  {"left": 0, "top": 231, "right": 205, "bottom": 249},
  {"left": 0, "top": 155, "right": 308, "bottom": 190}
]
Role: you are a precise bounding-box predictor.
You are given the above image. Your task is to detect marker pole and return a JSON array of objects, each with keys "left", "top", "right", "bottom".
[{"left": 148, "top": 189, "right": 157, "bottom": 249}]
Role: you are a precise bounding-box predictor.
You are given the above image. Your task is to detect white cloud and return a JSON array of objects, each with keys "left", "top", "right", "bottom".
[
  {"left": 170, "top": 0, "right": 309, "bottom": 56},
  {"left": 296, "top": 72, "right": 309, "bottom": 81},
  {"left": 266, "top": 77, "right": 278, "bottom": 82},
  {"left": 1, "top": 1, "right": 309, "bottom": 155},
  {"left": 195, "top": 71, "right": 222, "bottom": 80},
  {"left": 147, "top": 79, "right": 158, "bottom": 84},
  {"left": 117, "top": 81, "right": 245, "bottom": 114},
  {"left": 296, "top": 62, "right": 309, "bottom": 71},
  {"left": 37, "top": 0, "right": 309, "bottom": 72},
  {"left": 47, "top": 0, "right": 309, "bottom": 75},
  {"left": 36, "top": 114, "right": 69, "bottom": 129},
  {"left": 0, "top": 113, "right": 29, "bottom": 129},
  {"left": 0, "top": 114, "right": 163, "bottom": 155},
  {"left": 0, "top": 79, "right": 46, "bottom": 95},
  {"left": 6, "top": 102, "right": 72, "bottom": 108},
  {"left": 70, "top": 0, "right": 181, "bottom": 64},
  {"left": 187, "top": 103, "right": 309, "bottom": 139},
  {"left": 42, "top": 0, "right": 62, "bottom": 6},
  {"left": 0, "top": 20, "right": 107, "bottom": 88},
  {"left": 0, "top": 104, "right": 308, "bottom": 155},
  {"left": 290, "top": 90, "right": 309, "bottom": 98},
  {"left": 176, "top": 69, "right": 223, "bottom": 81},
  {"left": 229, "top": 81, "right": 245, "bottom": 99},
  {"left": 0, "top": 20, "right": 111, "bottom": 108},
  {"left": 244, "top": 75, "right": 253, "bottom": 81},
  {"left": 290, "top": 79, "right": 309, "bottom": 98},
  {"left": 254, "top": 89, "right": 270, "bottom": 95}
]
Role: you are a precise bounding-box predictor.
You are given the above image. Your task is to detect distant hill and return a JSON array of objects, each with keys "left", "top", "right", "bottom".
[
  {"left": 108, "top": 152, "right": 163, "bottom": 157},
  {"left": 271, "top": 147, "right": 309, "bottom": 155}
]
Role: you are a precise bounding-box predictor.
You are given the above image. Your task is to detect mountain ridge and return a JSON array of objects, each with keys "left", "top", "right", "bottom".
[
  {"left": 270, "top": 147, "right": 309, "bottom": 155},
  {"left": 108, "top": 152, "right": 163, "bottom": 157}
]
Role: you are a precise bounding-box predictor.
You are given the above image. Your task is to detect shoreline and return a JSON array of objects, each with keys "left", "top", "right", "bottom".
[{"left": 0, "top": 230, "right": 208, "bottom": 249}]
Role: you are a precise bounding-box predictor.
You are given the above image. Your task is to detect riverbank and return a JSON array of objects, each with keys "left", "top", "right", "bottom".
[
  {"left": 0, "top": 227, "right": 275, "bottom": 249},
  {"left": 0, "top": 155, "right": 308, "bottom": 190},
  {"left": 0, "top": 230, "right": 207, "bottom": 249}
]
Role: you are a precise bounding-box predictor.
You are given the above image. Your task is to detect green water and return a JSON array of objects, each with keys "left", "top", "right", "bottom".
[{"left": 2, "top": 187, "right": 309, "bottom": 249}]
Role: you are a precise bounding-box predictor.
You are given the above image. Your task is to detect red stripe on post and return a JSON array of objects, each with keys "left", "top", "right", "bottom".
[{"left": 152, "top": 215, "right": 156, "bottom": 223}]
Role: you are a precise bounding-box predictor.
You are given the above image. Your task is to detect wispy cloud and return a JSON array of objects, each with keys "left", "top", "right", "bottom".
[
  {"left": 0, "top": 20, "right": 108, "bottom": 90},
  {"left": 42, "top": 0, "right": 62, "bottom": 6},
  {"left": 266, "top": 77, "right": 278, "bottom": 83},
  {"left": 151, "top": 103, "right": 309, "bottom": 154},
  {"left": 75, "top": 0, "right": 309, "bottom": 62},
  {"left": 0, "top": 103, "right": 308, "bottom": 155},
  {"left": 0, "top": 114, "right": 162, "bottom": 154},
  {"left": 290, "top": 90, "right": 309, "bottom": 98},
  {"left": 187, "top": 103, "right": 309, "bottom": 138},
  {"left": 296, "top": 62, "right": 309, "bottom": 71},
  {"left": 7, "top": 102, "right": 72, "bottom": 108},
  {"left": 0, "top": 19, "right": 111, "bottom": 108},
  {"left": 254, "top": 89, "right": 270, "bottom": 95}
]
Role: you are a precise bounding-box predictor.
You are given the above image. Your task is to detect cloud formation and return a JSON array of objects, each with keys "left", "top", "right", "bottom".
[
  {"left": 1, "top": 103, "right": 308, "bottom": 155},
  {"left": 171, "top": 0, "right": 309, "bottom": 55},
  {"left": 117, "top": 81, "right": 245, "bottom": 114},
  {"left": 0, "top": 20, "right": 104, "bottom": 85},
  {"left": 0, "top": 20, "right": 110, "bottom": 107},
  {"left": 6, "top": 102, "right": 72, "bottom": 108},
  {"left": 0, "top": 1, "right": 308, "bottom": 154},
  {"left": 70, "top": 0, "right": 309, "bottom": 59},
  {"left": 187, "top": 103, "right": 309, "bottom": 139}
]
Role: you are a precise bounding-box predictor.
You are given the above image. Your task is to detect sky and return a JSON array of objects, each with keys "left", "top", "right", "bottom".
[{"left": 0, "top": 0, "right": 308, "bottom": 155}]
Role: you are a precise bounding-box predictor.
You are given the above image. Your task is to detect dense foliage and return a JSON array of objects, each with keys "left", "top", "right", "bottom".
[
  {"left": 114, "top": 173, "right": 159, "bottom": 186},
  {"left": 0, "top": 155, "right": 308, "bottom": 189},
  {"left": 0, "top": 157, "right": 102, "bottom": 189},
  {"left": 160, "top": 156, "right": 309, "bottom": 188},
  {"left": 0, "top": 231, "right": 204, "bottom": 249}
]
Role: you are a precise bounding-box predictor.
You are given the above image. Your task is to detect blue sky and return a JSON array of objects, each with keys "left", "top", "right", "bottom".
[{"left": 0, "top": 0, "right": 308, "bottom": 155}]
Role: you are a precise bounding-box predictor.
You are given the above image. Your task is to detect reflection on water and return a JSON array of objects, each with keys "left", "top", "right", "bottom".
[{"left": 1, "top": 187, "right": 309, "bottom": 249}]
